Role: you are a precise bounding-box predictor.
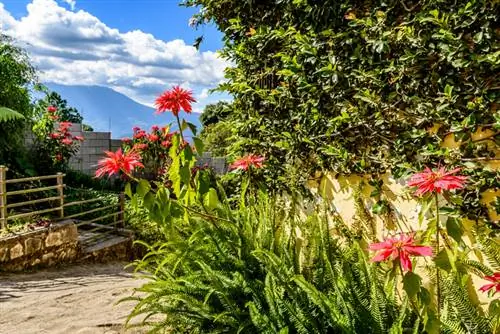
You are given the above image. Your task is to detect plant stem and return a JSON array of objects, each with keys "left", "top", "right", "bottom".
[
  {"left": 434, "top": 193, "right": 441, "bottom": 323},
  {"left": 175, "top": 114, "right": 184, "bottom": 143}
]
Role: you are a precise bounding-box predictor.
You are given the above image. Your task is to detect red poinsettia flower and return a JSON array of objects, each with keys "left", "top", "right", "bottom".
[
  {"left": 47, "top": 106, "right": 57, "bottom": 113},
  {"left": 479, "top": 273, "right": 500, "bottom": 295},
  {"left": 73, "top": 136, "right": 84, "bottom": 141},
  {"left": 148, "top": 134, "right": 160, "bottom": 142},
  {"left": 369, "top": 233, "right": 433, "bottom": 272},
  {"left": 155, "top": 86, "right": 196, "bottom": 116},
  {"left": 161, "top": 140, "right": 172, "bottom": 148},
  {"left": 61, "top": 138, "right": 73, "bottom": 145},
  {"left": 151, "top": 125, "right": 160, "bottom": 132},
  {"left": 121, "top": 137, "right": 132, "bottom": 143},
  {"left": 49, "top": 133, "right": 61, "bottom": 139},
  {"left": 407, "top": 166, "right": 467, "bottom": 196},
  {"left": 133, "top": 131, "right": 146, "bottom": 139},
  {"left": 132, "top": 126, "right": 141, "bottom": 132},
  {"left": 95, "top": 148, "right": 144, "bottom": 178},
  {"left": 230, "top": 154, "right": 265, "bottom": 171},
  {"left": 133, "top": 143, "right": 148, "bottom": 151},
  {"left": 58, "top": 121, "right": 72, "bottom": 130}
]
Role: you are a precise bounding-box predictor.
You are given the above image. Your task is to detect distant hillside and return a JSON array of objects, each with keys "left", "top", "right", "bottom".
[{"left": 45, "top": 83, "right": 202, "bottom": 138}]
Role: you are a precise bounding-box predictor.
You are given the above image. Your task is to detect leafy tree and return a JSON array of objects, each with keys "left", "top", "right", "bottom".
[
  {"left": 186, "top": 0, "right": 499, "bottom": 222},
  {"left": 0, "top": 34, "right": 36, "bottom": 172},
  {"left": 199, "top": 101, "right": 233, "bottom": 156},
  {"left": 200, "top": 120, "right": 234, "bottom": 156},
  {"left": 199, "top": 101, "right": 232, "bottom": 127},
  {"left": 34, "top": 87, "right": 83, "bottom": 123}
]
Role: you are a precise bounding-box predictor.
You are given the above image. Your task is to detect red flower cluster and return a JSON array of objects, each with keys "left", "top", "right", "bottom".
[
  {"left": 48, "top": 122, "right": 84, "bottom": 147},
  {"left": 369, "top": 233, "right": 433, "bottom": 272},
  {"left": 47, "top": 106, "right": 57, "bottom": 113},
  {"left": 479, "top": 273, "right": 500, "bottom": 295},
  {"left": 230, "top": 154, "right": 265, "bottom": 171},
  {"left": 95, "top": 148, "right": 144, "bottom": 178},
  {"left": 155, "top": 86, "right": 196, "bottom": 116},
  {"left": 408, "top": 166, "right": 467, "bottom": 196}
]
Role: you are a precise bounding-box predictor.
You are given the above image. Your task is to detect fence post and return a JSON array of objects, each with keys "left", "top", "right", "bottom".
[
  {"left": 118, "top": 192, "right": 125, "bottom": 229},
  {"left": 56, "top": 172, "right": 64, "bottom": 219},
  {"left": 0, "top": 166, "right": 8, "bottom": 230}
]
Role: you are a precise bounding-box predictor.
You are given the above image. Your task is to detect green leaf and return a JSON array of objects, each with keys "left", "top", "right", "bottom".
[
  {"left": 137, "top": 179, "right": 151, "bottom": 198},
  {"left": 193, "top": 136, "right": 204, "bottom": 156},
  {"left": 204, "top": 188, "right": 219, "bottom": 211},
  {"left": 446, "top": 217, "right": 463, "bottom": 243},
  {"left": 0, "top": 107, "right": 25, "bottom": 123},
  {"left": 187, "top": 122, "right": 198, "bottom": 135},
  {"left": 403, "top": 272, "right": 422, "bottom": 298},
  {"left": 143, "top": 192, "right": 156, "bottom": 211},
  {"left": 434, "top": 250, "right": 452, "bottom": 272},
  {"left": 124, "top": 182, "right": 132, "bottom": 199}
]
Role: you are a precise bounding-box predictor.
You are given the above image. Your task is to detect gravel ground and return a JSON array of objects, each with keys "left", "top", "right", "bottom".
[{"left": 0, "top": 262, "right": 150, "bottom": 334}]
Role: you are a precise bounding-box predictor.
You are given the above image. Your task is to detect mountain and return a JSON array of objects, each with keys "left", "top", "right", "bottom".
[{"left": 44, "top": 83, "right": 202, "bottom": 139}]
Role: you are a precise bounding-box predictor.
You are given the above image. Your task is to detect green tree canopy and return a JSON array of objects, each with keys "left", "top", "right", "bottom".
[
  {"left": 199, "top": 101, "right": 232, "bottom": 127},
  {"left": 0, "top": 34, "right": 36, "bottom": 169},
  {"left": 186, "top": 0, "right": 499, "bottom": 221}
]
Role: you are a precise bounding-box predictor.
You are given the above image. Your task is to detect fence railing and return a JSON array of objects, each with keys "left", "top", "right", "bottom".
[{"left": 0, "top": 166, "right": 124, "bottom": 237}]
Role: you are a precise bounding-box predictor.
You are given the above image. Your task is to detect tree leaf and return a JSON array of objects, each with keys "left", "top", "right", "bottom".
[{"left": 403, "top": 272, "right": 422, "bottom": 298}]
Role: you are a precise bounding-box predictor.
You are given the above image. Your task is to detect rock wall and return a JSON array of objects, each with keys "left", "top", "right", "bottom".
[{"left": 0, "top": 220, "right": 80, "bottom": 271}]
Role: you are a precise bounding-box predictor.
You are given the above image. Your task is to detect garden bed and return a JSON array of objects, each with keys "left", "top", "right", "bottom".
[{"left": 0, "top": 220, "right": 80, "bottom": 271}]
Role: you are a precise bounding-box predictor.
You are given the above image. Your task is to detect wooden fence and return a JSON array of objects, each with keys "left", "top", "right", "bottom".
[{"left": 0, "top": 166, "right": 124, "bottom": 236}]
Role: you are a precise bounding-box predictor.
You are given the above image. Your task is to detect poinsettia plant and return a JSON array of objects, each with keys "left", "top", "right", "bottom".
[{"left": 32, "top": 105, "right": 84, "bottom": 169}]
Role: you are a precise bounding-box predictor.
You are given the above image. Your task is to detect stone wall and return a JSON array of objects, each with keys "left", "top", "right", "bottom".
[{"left": 0, "top": 220, "right": 79, "bottom": 271}]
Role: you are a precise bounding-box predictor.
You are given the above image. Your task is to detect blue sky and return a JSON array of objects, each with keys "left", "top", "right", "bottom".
[{"left": 0, "top": 0, "right": 228, "bottom": 111}]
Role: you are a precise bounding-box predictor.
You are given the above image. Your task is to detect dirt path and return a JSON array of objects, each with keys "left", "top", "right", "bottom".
[{"left": 0, "top": 263, "right": 150, "bottom": 334}]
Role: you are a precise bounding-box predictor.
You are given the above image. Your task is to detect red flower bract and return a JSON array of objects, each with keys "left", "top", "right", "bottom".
[
  {"left": 47, "top": 106, "right": 57, "bottom": 113},
  {"left": 73, "top": 136, "right": 84, "bottom": 141},
  {"left": 407, "top": 166, "right": 467, "bottom": 196},
  {"left": 95, "top": 148, "right": 144, "bottom": 178},
  {"left": 61, "top": 138, "right": 73, "bottom": 145},
  {"left": 148, "top": 134, "right": 160, "bottom": 142},
  {"left": 369, "top": 233, "right": 433, "bottom": 272},
  {"left": 155, "top": 86, "right": 196, "bottom": 116},
  {"left": 479, "top": 272, "right": 500, "bottom": 295},
  {"left": 230, "top": 154, "right": 265, "bottom": 171}
]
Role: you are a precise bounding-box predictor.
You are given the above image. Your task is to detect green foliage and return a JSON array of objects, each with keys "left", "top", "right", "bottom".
[
  {"left": 200, "top": 121, "right": 234, "bottom": 156},
  {"left": 185, "top": 0, "right": 499, "bottom": 222},
  {"left": 126, "top": 191, "right": 422, "bottom": 333},
  {"left": 199, "top": 101, "right": 232, "bottom": 127},
  {"left": 0, "top": 34, "right": 36, "bottom": 171},
  {"left": 34, "top": 86, "right": 84, "bottom": 123}
]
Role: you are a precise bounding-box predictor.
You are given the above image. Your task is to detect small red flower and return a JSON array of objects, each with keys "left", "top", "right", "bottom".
[
  {"left": 121, "top": 137, "right": 132, "bottom": 143},
  {"left": 47, "top": 106, "right": 57, "bottom": 113},
  {"left": 73, "top": 136, "right": 84, "bottom": 141},
  {"left": 230, "top": 154, "right": 265, "bottom": 171},
  {"left": 61, "top": 138, "right": 73, "bottom": 145},
  {"left": 408, "top": 166, "right": 467, "bottom": 196},
  {"left": 148, "top": 134, "right": 160, "bottom": 142},
  {"left": 134, "top": 131, "right": 146, "bottom": 139},
  {"left": 369, "top": 233, "right": 433, "bottom": 272},
  {"left": 95, "top": 148, "right": 144, "bottom": 178},
  {"left": 161, "top": 140, "right": 172, "bottom": 148},
  {"left": 49, "top": 133, "right": 61, "bottom": 139},
  {"left": 155, "top": 86, "right": 196, "bottom": 116},
  {"left": 151, "top": 125, "right": 160, "bottom": 132},
  {"left": 133, "top": 143, "right": 148, "bottom": 151},
  {"left": 55, "top": 153, "right": 63, "bottom": 161},
  {"left": 479, "top": 273, "right": 500, "bottom": 295},
  {"left": 58, "top": 122, "right": 72, "bottom": 130},
  {"left": 132, "top": 126, "right": 141, "bottom": 132}
]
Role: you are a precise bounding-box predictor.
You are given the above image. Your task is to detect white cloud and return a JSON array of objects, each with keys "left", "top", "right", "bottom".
[
  {"left": 0, "top": 0, "right": 230, "bottom": 111},
  {"left": 62, "top": 0, "right": 76, "bottom": 10}
]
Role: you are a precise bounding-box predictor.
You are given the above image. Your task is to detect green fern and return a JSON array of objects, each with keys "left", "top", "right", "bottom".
[{"left": 0, "top": 106, "right": 25, "bottom": 123}]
